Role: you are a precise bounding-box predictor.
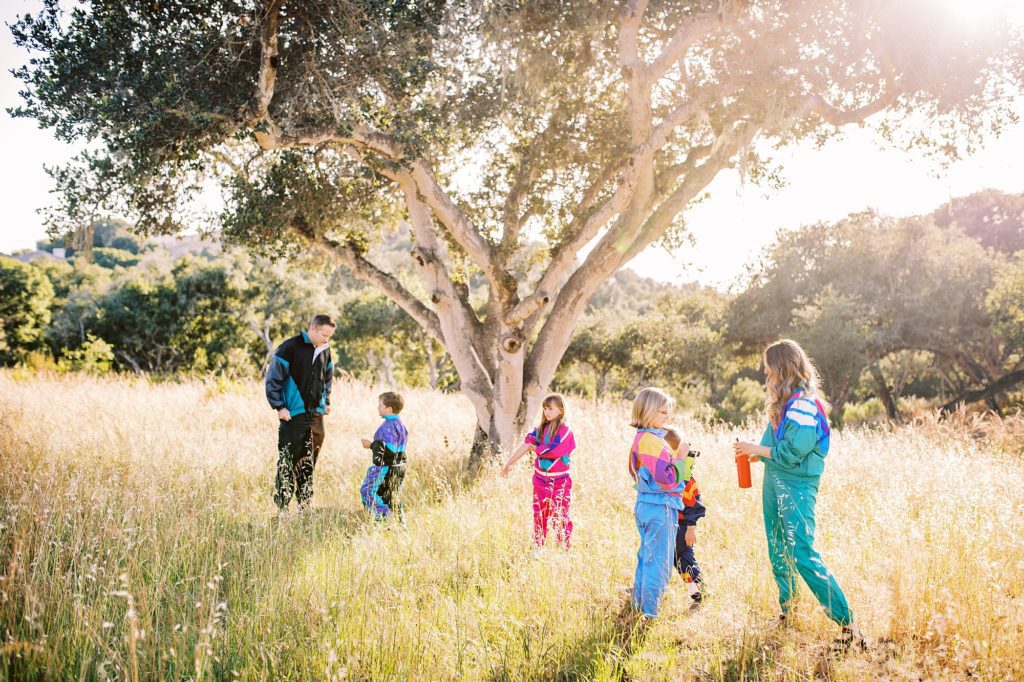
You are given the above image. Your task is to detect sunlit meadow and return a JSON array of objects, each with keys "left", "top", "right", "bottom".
[{"left": 1, "top": 371, "right": 1023, "bottom": 680}]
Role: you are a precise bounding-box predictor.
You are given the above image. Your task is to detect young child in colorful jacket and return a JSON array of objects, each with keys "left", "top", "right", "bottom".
[
  {"left": 359, "top": 391, "right": 408, "bottom": 521},
  {"left": 501, "top": 395, "right": 576, "bottom": 549},
  {"left": 665, "top": 428, "right": 707, "bottom": 603},
  {"left": 628, "top": 388, "right": 688, "bottom": 618},
  {"left": 734, "top": 339, "right": 865, "bottom": 652}
]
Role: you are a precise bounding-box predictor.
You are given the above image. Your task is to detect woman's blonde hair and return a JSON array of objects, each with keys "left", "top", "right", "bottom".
[
  {"left": 763, "top": 339, "right": 829, "bottom": 426},
  {"left": 538, "top": 394, "right": 565, "bottom": 439},
  {"left": 631, "top": 387, "right": 675, "bottom": 429}
]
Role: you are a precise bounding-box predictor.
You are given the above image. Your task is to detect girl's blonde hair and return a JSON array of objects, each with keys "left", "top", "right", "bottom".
[
  {"left": 631, "top": 388, "right": 675, "bottom": 429},
  {"left": 538, "top": 394, "right": 566, "bottom": 439},
  {"left": 764, "top": 339, "right": 829, "bottom": 426}
]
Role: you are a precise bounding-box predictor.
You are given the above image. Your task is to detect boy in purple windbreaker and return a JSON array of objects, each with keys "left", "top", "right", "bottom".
[{"left": 359, "top": 392, "right": 408, "bottom": 521}]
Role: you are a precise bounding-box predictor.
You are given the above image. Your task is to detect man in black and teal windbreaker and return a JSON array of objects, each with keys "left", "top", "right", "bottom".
[{"left": 265, "top": 314, "right": 336, "bottom": 513}]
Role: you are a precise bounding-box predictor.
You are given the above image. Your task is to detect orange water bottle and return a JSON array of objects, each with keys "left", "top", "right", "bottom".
[{"left": 734, "top": 439, "right": 752, "bottom": 489}]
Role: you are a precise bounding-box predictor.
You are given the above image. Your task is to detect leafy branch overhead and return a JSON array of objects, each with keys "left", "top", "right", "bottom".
[{"left": 11, "top": 0, "right": 1022, "bottom": 453}]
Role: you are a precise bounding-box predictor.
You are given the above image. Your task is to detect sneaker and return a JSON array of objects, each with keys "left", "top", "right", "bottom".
[
  {"left": 830, "top": 625, "right": 867, "bottom": 654},
  {"left": 690, "top": 581, "right": 707, "bottom": 603}
]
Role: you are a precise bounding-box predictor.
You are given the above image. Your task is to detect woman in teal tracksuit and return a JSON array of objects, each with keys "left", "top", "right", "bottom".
[{"left": 734, "top": 339, "right": 864, "bottom": 652}]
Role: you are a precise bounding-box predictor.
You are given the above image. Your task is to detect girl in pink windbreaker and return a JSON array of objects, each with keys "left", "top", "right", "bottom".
[{"left": 501, "top": 394, "right": 577, "bottom": 549}]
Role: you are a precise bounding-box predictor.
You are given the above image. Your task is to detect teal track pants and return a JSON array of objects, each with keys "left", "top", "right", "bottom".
[{"left": 762, "top": 468, "right": 853, "bottom": 626}]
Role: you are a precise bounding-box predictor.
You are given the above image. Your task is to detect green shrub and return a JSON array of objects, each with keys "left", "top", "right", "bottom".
[{"left": 718, "top": 377, "right": 766, "bottom": 425}]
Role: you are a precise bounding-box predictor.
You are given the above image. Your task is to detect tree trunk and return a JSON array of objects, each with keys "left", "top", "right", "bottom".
[
  {"left": 116, "top": 350, "right": 142, "bottom": 374},
  {"left": 425, "top": 335, "right": 439, "bottom": 390},
  {"left": 381, "top": 350, "right": 396, "bottom": 388},
  {"left": 940, "top": 367, "right": 1024, "bottom": 415},
  {"left": 465, "top": 342, "right": 532, "bottom": 468},
  {"left": 870, "top": 363, "right": 902, "bottom": 423},
  {"left": 246, "top": 318, "right": 275, "bottom": 377},
  {"left": 829, "top": 383, "right": 851, "bottom": 427},
  {"left": 596, "top": 367, "right": 610, "bottom": 402}
]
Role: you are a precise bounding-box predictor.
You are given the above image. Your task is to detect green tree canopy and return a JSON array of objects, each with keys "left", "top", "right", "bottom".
[
  {"left": 0, "top": 257, "right": 55, "bottom": 364},
  {"left": 12, "top": 0, "right": 1023, "bottom": 455},
  {"left": 729, "top": 211, "right": 1018, "bottom": 415}
]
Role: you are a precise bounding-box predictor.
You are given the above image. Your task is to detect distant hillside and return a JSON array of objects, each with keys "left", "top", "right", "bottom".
[{"left": 150, "top": 234, "right": 222, "bottom": 260}]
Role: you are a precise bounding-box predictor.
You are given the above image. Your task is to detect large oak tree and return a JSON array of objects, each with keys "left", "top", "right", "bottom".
[{"left": 12, "top": 0, "right": 1022, "bottom": 457}]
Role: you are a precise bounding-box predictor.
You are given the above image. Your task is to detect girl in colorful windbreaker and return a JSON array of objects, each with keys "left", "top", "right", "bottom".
[
  {"left": 664, "top": 428, "right": 707, "bottom": 604},
  {"left": 733, "top": 340, "right": 865, "bottom": 652},
  {"left": 628, "top": 388, "right": 688, "bottom": 618},
  {"left": 501, "top": 395, "right": 577, "bottom": 549}
]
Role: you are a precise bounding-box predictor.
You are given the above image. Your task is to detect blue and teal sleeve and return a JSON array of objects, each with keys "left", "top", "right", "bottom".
[
  {"left": 770, "top": 419, "right": 819, "bottom": 468},
  {"left": 265, "top": 355, "right": 290, "bottom": 410}
]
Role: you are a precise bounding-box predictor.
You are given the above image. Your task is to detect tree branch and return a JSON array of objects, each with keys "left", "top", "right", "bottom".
[
  {"left": 625, "top": 121, "right": 760, "bottom": 261},
  {"left": 800, "top": 87, "right": 898, "bottom": 127},
  {"left": 406, "top": 159, "right": 508, "bottom": 304},
  {"left": 940, "top": 367, "right": 1024, "bottom": 414},
  {"left": 647, "top": 9, "right": 722, "bottom": 84},
  {"left": 248, "top": 0, "right": 283, "bottom": 145},
  {"left": 524, "top": 119, "right": 760, "bottom": 393},
  {"left": 382, "top": 167, "right": 495, "bottom": 386},
  {"left": 509, "top": 155, "right": 642, "bottom": 328},
  {"left": 310, "top": 237, "right": 444, "bottom": 343},
  {"left": 618, "top": 0, "right": 653, "bottom": 144}
]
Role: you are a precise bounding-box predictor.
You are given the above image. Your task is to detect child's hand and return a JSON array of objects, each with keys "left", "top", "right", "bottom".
[
  {"left": 685, "top": 525, "right": 696, "bottom": 547},
  {"left": 500, "top": 462, "right": 511, "bottom": 478},
  {"left": 361, "top": 438, "right": 371, "bottom": 448}
]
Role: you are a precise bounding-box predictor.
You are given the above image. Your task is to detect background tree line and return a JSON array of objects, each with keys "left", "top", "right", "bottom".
[
  {"left": 557, "top": 189, "right": 1024, "bottom": 424},
  {"left": 2, "top": 190, "right": 1022, "bottom": 425}
]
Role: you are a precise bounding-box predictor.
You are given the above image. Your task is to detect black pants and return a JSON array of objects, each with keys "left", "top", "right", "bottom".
[
  {"left": 274, "top": 412, "right": 325, "bottom": 509},
  {"left": 675, "top": 523, "right": 703, "bottom": 584}
]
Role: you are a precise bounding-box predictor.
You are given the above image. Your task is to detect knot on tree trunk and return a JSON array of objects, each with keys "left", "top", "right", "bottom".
[
  {"left": 501, "top": 333, "right": 524, "bottom": 354},
  {"left": 411, "top": 245, "right": 434, "bottom": 267}
]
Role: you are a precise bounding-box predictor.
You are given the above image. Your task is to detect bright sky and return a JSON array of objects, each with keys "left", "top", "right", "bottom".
[{"left": 2, "top": 0, "right": 1023, "bottom": 292}]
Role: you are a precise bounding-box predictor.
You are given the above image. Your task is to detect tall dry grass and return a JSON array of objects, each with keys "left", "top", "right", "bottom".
[{"left": 1, "top": 371, "right": 1022, "bottom": 680}]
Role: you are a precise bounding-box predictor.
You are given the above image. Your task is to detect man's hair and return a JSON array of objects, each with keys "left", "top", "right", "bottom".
[
  {"left": 310, "top": 314, "right": 337, "bottom": 328},
  {"left": 379, "top": 391, "right": 404, "bottom": 414},
  {"left": 664, "top": 428, "right": 681, "bottom": 451}
]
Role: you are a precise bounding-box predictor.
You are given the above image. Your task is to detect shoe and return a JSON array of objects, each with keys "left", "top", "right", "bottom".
[
  {"left": 830, "top": 625, "right": 867, "bottom": 654},
  {"left": 690, "top": 581, "right": 707, "bottom": 603}
]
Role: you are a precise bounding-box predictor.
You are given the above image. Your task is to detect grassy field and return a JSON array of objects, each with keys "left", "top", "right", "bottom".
[{"left": 1, "top": 371, "right": 1023, "bottom": 680}]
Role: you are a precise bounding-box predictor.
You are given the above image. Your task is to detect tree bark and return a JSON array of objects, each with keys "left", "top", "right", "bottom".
[
  {"left": 940, "top": 368, "right": 1024, "bottom": 415},
  {"left": 870, "top": 363, "right": 902, "bottom": 423}
]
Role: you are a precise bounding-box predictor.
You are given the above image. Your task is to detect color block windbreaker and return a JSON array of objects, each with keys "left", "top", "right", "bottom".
[
  {"left": 265, "top": 331, "right": 334, "bottom": 417},
  {"left": 758, "top": 389, "right": 831, "bottom": 479},
  {"left": 525, "top": 422, "right": 575, "bottom": 476},
  {"left": 371, "top": 414, "right": 408, "bottom": 466},
  {"left": 628, "top": 428, "right": 687, "bottom": 511}
]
